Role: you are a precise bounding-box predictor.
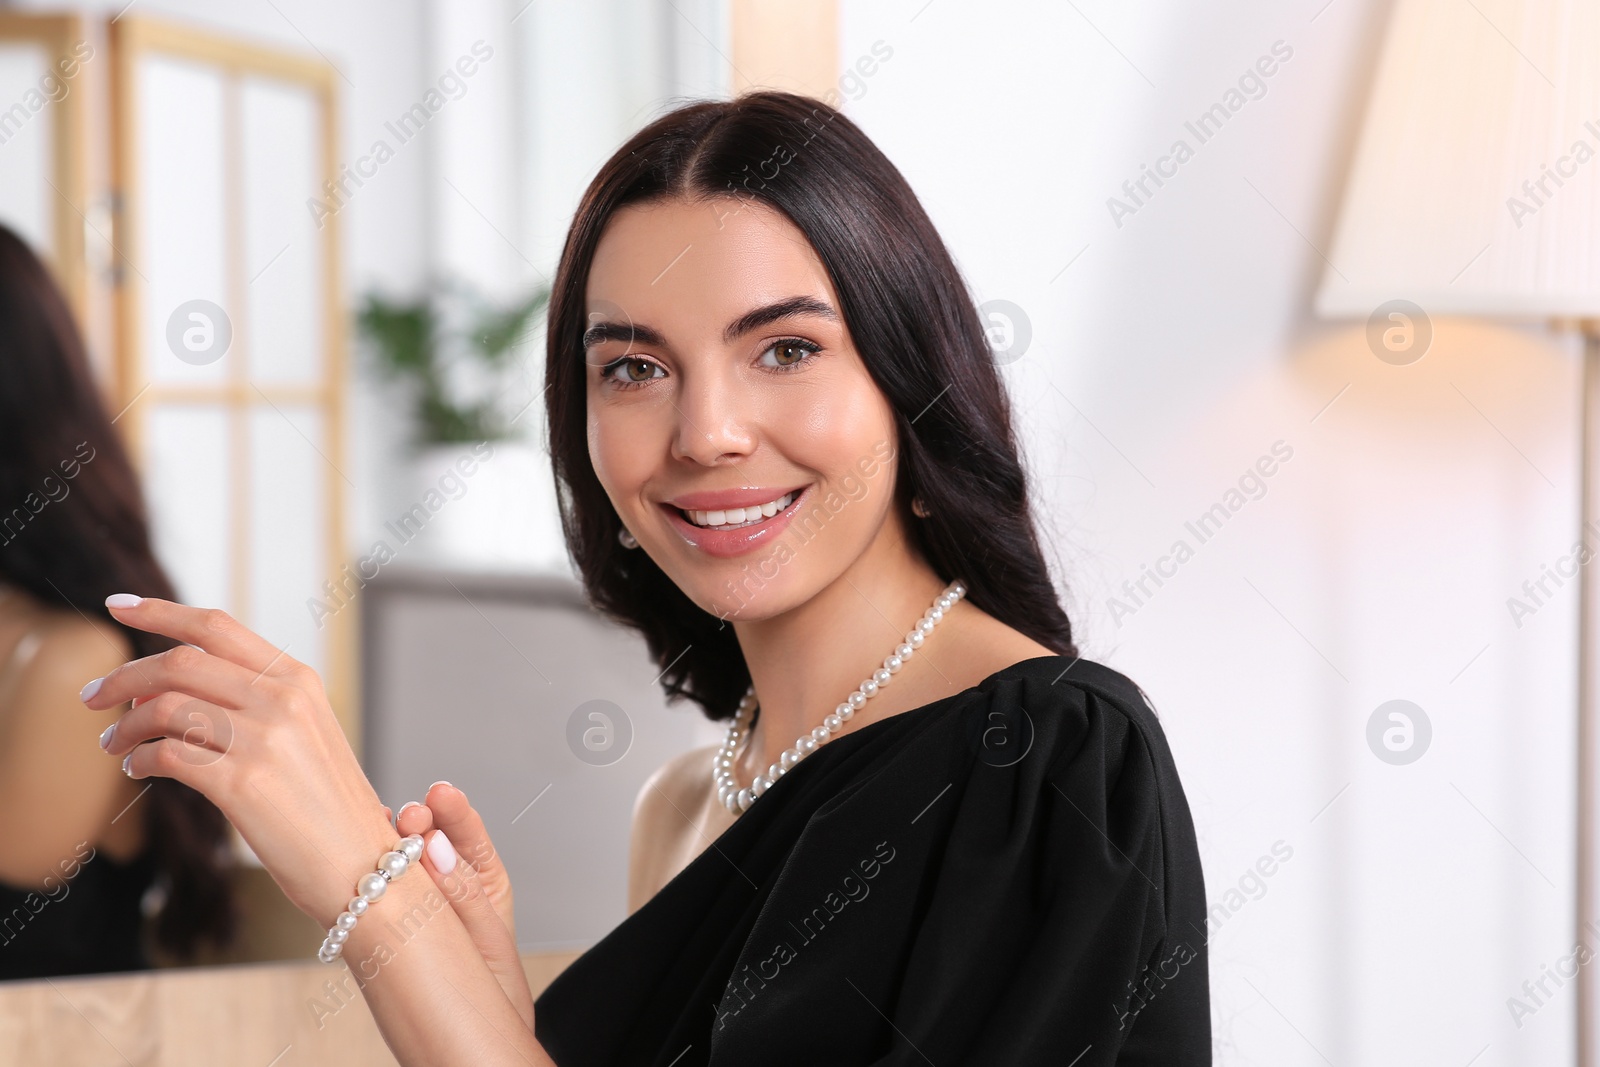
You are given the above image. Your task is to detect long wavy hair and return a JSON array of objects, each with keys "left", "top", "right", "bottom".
[
  {"left": 545, "top": 91, "right": 1078, "bottom": 722},
  {"left": 0, "top": 225, "right": 235, "bottom": 957}
]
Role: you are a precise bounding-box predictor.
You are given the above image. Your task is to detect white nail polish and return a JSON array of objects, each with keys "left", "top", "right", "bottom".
[
  {"left": 121, "top": 752, "right": 134, "bottom": 777},
  {"left": 79, "top": 677, "right": 104, "bottom": 703},
  {"left": 427, "top": 830, "right": 457, "bottom": 874},
  {"left": 105, "top": 593, "right": 143, "bottom": 609},
  {"left": 99, "top": 724, "right": 115, "bottom": 750}
]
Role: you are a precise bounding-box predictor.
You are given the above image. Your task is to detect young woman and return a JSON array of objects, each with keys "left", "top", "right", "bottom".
[
  {"left": 84, "top": 92, "right": 1209, "bottom": 1063},
  {"left": 0, "top": 224, "right": 235, "bottom": 978}
]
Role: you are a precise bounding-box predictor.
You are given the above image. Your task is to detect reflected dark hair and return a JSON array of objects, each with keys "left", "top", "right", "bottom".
[
  {"left": 545, "top": 91, "right": 1078, "bottom": 722},
  {"left": 0, "top": 225, "right": 235, "bottom": 958}
]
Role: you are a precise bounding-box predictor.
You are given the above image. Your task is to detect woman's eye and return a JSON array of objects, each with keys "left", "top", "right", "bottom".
[
  {"left": 604, "top": 357, "right": 664, "bottom": 385},
  {"left": 761, "top": 339, "right": 819, "bottom": 369}
]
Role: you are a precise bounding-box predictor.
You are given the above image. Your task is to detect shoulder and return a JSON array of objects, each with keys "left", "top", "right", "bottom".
[
  {"left": 632, "top": 741, "right": 718, "bottom": 829},
  {"left": 9, "top": 611, "right": 131, "bottom": 707},
  {"left": 627, "top": 741, "right": 720, "bottom": 911},
  {"left": 970, "top": 654, "right": 1174, "bottom": 769}
]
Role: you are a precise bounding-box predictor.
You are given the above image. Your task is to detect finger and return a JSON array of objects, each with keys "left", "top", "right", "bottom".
[
  {"left": 396, "top": 801, "right": 435, "bottom": 838},
  {"left": 103, "top": 596, "right": 301, "bottom": 679},
  {"left": 382, "top": 805, "right": 393, "bottom": 827},
  {"left": 424, "top": 782, "right": 505, "bottom": 881},
  {"left": 121, "top": 735, "right": 227, "bottom": 787},
  {"left": 421, "top": 828, "right": 534, "bottom": 1030},
  {"left": 82, "top": 643, "right": 266, "bottom": 714},
  {"left": 100, "top": 691, "right": 235, "bottom": 758}
]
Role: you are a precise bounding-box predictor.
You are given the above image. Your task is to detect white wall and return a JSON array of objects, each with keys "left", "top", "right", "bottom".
[{"left": 841, "top": 1, "right": 1577, "bottom": 1064}]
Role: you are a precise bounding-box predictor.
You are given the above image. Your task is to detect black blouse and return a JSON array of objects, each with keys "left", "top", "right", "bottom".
[
  {"left": 535, "top": 655, "right": 1211, "bottom": 1065},
  {"left": 0, "top": 849, "right": 154, "bottom": 980}
]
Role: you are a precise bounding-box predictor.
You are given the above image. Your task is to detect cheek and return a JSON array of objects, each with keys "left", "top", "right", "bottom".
[
  {"left": 787, "top": 366, "right": 896, "bottom": 473},
  {"left": 587, "top": 405, "right": 655, "bottom": 504}
]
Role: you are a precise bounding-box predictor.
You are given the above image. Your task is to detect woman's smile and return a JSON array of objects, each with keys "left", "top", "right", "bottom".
[{"left": 659, "top": 484, "right": 812, "bottom": 558}]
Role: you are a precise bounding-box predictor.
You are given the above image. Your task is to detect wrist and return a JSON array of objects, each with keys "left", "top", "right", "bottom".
[{"left": 317, "top": 829, "right": 427, "bottom": 964}]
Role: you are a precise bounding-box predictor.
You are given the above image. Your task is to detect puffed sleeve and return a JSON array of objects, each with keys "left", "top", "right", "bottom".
[{"left": 876, "top": 662, "right": 1211, "bottom": 1064}]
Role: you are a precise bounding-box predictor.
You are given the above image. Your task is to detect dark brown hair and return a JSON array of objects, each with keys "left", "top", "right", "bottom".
[
  {"left": 545, "top": 91, "right": 1078, "bottom": 722},
  {"left": 0, "top": 224, "right": 235, "bottom": 957}
]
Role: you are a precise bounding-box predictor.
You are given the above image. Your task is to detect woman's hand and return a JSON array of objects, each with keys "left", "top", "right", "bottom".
[
  {"left": 82, "top": 596, "right": 399, "bottom": 927},
  {"left": 397, "top": 784, "right": 534, "bottom": 1031}
]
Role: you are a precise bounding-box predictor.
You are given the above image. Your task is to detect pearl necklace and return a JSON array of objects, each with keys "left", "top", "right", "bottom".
[{"left": 713, "top": 579, "right": 967, "bottom": 815}]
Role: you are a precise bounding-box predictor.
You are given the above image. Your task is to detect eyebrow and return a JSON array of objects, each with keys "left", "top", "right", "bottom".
[{"left": 581, "top": 295, "right": 838, "bottom": 352}]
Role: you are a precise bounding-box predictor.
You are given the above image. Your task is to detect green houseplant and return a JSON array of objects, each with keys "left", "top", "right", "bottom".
[{"left": 356, "top": 282, "right": 550, "bottom": 449}]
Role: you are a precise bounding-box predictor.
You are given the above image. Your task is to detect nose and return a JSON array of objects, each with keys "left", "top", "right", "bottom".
[{"left": 670, "top": 365, "right": 756, "bottom": 467}]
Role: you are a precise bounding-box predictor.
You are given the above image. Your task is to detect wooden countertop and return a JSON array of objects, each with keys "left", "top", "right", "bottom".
[{"left": 0, "top": 950, "right": 585, "bottom": 1065}]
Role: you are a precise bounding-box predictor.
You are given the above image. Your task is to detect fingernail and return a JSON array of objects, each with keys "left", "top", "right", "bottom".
[
  {"left": 121, "top": 752, "right": 134, "bottom": 777},
  {"left": 427, "top": 830, "right": 457, "bottom": 874},
  {"left": 99, "top": 724, "right": 115, "bottom": 751},
  {"left": 79, "top": 677, "right": 104, "bottom": 703},
  {"left": 105, "top": 593, "right": 143, "bottom": 609},
  {"left": 397, "top": 801, "right": 421, "bottom": 815},
  {"left": 428, "top": 780, "right": 453, "bottom": 792}
]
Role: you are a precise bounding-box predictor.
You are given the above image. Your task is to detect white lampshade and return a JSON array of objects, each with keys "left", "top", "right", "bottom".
[{"left": 1316, "top": 0, "right": 1600, "bottom": 319}]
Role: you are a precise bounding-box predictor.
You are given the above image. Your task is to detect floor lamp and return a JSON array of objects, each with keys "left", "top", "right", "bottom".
[{"left": 1313, "top": 0, "right": 1600, "bottom": 1058}]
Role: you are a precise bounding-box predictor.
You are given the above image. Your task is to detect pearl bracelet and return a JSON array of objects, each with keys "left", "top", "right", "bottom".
[{"left": 318, "top": 833, "right": 426, "bottom": 963}]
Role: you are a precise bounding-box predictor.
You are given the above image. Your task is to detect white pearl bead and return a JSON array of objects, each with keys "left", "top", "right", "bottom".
[
  {"left": 380, "top": 851, "right": 409, "bottom": 879},
  {"left": 348, "top": 896, "right": 368, "bottom": 916},
  {"left": 707, "top": 579, "right": 966, "bottom": 821},
  {"left": 336, "top": 911, "right": 358, "bottom": 931},
  {"left": 328, "top": 927, "right": 349, "bottom": 945},
  {"left": 400, "top": 836, "right": 424, "bottom": 863},
  {"left": 358, "top": 872, "right": 388, "bottom": 902}
]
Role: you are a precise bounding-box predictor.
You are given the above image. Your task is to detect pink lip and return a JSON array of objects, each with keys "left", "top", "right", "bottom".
[
  {"left": 660, "top": 485, "right": 811, "bottom": 559},
  {"left": 664, "top": 485, "right": 807, "bottom": 510}
]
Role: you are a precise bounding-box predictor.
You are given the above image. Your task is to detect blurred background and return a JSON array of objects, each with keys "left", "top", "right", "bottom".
[{"left": 0, "top": 0, "right": 1591, "bottom": 1063}]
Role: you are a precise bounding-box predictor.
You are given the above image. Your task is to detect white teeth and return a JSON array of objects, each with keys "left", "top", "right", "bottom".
[{"left": 686, "top": 491, "right": 797, "bottom": 529}]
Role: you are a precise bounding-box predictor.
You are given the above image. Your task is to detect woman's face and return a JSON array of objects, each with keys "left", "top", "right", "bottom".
[{"left": 584, "top": 195, "right": 902, "bottom": 621}]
